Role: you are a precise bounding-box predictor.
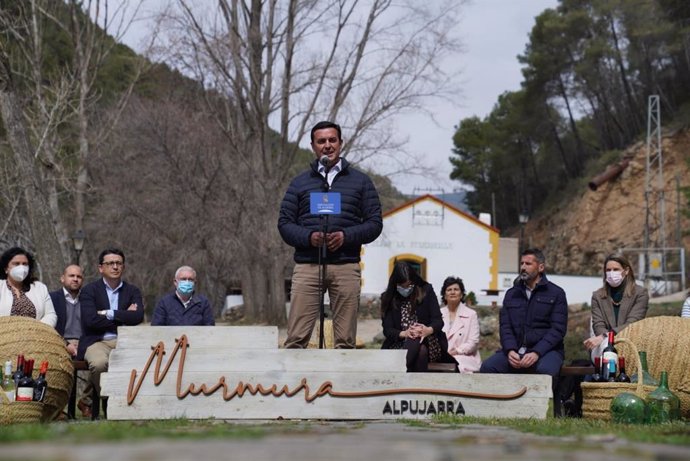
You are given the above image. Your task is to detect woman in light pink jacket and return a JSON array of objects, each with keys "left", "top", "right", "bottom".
[{"left": 440, "top": 276, "right": 481, "bottom": 373}]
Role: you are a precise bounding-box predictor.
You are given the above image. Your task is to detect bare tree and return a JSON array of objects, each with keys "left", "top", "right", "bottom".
[
  {"left": 145, "top": 0, "right": 462, "bottom": 325},
  {"left": 0, "top": 0, "right": 145, "bottom": 283}
]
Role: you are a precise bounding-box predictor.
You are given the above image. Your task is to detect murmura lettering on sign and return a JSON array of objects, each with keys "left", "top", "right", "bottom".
[{"left": 382, "top": 400, "right": 465, "bottom": 416}]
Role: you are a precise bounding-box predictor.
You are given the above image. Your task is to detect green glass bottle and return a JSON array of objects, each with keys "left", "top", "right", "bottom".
[
  {"left": 611, "top": 392, "right": 647, "bottom": 424},
  {"left": 646, "top": 371, "right": 681, "bottom": 423},
  {"left": 630, "top": 351, "right": 658, "bottom": 386}
]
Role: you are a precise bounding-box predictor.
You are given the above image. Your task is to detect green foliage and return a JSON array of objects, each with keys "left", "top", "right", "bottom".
[{"left": 450, "top": 0, "right": 690, "bottom": 231}]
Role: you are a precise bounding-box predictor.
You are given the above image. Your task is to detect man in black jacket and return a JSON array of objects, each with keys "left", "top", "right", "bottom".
[
  {"left": 78, "top": 248, "right": 144, "bottom": 400},
  {"left": 278, "top": 121, "right": 383, "bottom": 349}
]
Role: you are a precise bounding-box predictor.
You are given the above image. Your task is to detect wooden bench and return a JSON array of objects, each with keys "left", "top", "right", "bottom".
[
  {"left": 68, "top": 360, "right": 105, "bottom": 420},
  {"left": 555, "top": 364, "right": 594, "bottom": 417},
  {"left": 67, "top": 360, "right": 89, "bottom": 419},
  {"left": 428, "top": 362, "right": 458, "bottom": 373}
]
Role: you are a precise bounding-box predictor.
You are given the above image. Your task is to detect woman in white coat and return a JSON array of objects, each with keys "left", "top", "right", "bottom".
[
  {"left": 0, "top": 247, "right": 56, "bottom": 327},
  {"left": 440, "top": 276, "right": 481, "bottom": 373}
]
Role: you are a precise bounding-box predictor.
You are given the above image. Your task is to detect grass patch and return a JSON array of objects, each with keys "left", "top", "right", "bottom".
[
  {"left": 0, "top": 419, "right": 280, "bottom": 444},
  {"left": 431, "top": 414, "right": 690, "bottom": 445}
]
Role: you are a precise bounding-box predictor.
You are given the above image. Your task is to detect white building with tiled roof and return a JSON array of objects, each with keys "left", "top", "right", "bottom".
[{"left": 361, "top": 194, "right": 500, "bottom": 304}]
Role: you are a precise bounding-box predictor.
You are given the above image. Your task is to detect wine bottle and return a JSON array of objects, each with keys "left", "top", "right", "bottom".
[
  {"left": 12, "top": 354, "right": 25, "bottom": 388},
  {"left": 33, "top": 361, "right": 48, "bottom": 402},
  {"left": 591, "top": 356, "right": 602, "bottom": 382},
  {"left": 2, "top": 360, "right": 14, "bottom": 401},
  {"left": 15, "top": 359, "right": 35, "bottom": 402},
  {"left": 616, "top": 356, "right": 631, "bottom": 383},
  {"left": 601, "top": 357, "right": 610, "bottom": 382},
  {"left": 606, "top": 357, "right": 617, "bottom": 382},
  {"left": 602, "top": 331, "right": 618, "bottom": 378}
]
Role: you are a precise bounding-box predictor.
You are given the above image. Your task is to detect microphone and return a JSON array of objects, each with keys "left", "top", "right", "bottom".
[
  {"left": 319, "top": 156, "right": 331, "bottom": 172},
  {"left": 320, "top": 156, "right": 331, "bottom": 191}
]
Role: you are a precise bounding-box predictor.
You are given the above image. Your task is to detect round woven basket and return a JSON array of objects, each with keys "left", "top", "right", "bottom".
[
  {"left": 616, "top": 316, "right": 690, "bottom": 418},
  {"left": 581, "top": 337, "right": 655, "bottom": 421},
  {"left": 0, "top": 391, "right": 44, "bottom": 425},
  {"left": 0, "top": 316, "right": 74, "bottom": 421}
]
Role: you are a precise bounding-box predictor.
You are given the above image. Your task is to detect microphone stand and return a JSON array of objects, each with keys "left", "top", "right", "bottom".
[{"left": 318, "top": 162, "right": 330, "bottom": 349}]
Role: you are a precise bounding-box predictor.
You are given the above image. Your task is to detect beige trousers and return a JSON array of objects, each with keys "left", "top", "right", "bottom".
[{"left": 285, "top": 263, "right": 361, "bottom": 349}]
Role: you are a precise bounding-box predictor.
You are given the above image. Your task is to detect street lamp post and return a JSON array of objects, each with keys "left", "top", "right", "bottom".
[
  {"left": 518, "top": 211, "right": 529, "bottom": 254},
  {"left": 72, "top": 229, "right": 86, "bottom": 265}
]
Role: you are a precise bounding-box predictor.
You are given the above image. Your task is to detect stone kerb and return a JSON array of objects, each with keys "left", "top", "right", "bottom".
[{"left": 100, "top": 326, "right": 551, "bottom": 420}]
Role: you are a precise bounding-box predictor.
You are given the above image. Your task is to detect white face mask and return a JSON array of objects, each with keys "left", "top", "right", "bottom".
[
  {"left": 9, "top": 265, "right": 29, "bottom": 282},
  {"left": 606, "top": 271, "right": 624, "bottom": 288}
]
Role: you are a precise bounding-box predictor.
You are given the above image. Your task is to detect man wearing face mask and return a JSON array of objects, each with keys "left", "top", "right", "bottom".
[
  {"left": 583, "top": 253, "right": 648, "bottom": 361},
  {"left": 0, "top": 246, "right": 57, "bottom": 327},
  {"left": 480, "top": 248, "right": 568, "bottom": 400},
  {"left": 151, "top": 266, "right": 215, "bottom": 326}
]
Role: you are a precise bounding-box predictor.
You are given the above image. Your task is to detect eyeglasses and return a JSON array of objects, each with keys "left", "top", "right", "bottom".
[{"left": 101, "top": 261, "right": 124, "bottom": 267}]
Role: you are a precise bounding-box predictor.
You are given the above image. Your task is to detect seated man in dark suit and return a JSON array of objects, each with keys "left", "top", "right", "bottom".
[
  {"left": 51, "top": 264, "right": 92, "bottom": 416},
  {"left": 52, "top": 264, "right": 84, "bottom": 357},
  {"left": 78, "top": 248, "right": 144, "bottom": 403},
  {"left": 151, "top": 265, "right": 215, "bottom": 326}
]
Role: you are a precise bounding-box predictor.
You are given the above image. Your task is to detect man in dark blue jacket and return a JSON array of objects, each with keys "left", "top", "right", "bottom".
[
  {"left": 151, "top": 265, "right": 215, "bottom": 326},
  {"left": 480, "top": 248, "right": 568, "bottom": 395},
  {"left": 278, "top": 121, "right": 383, "bottom": 349},
  {"left": 78, "top": 248, "right": 144, "bottom": 402}
]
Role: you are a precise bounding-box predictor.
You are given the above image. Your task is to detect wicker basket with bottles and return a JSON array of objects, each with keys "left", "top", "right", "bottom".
[
  {"left": 618, "top": 316, "right": 690, "bottom": 417},
  {"left": 0, "top": 391, "right": 44, "bottom": 425},
  {"left": 581, "top": 337, "right": 655, "bottom": 421},
  {"left": 0, "top": 316, "right": 74, "bottom": 422}
]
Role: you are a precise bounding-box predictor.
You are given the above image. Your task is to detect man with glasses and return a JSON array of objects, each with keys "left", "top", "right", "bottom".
[
  {"left": 151, "top": 265, "right": 215, "bottom": 326},
  {"left": 78, "top": 248, "right": 143, "bottom": 416}
]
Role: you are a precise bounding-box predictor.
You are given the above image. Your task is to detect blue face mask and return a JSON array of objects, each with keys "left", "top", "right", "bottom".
[
  {"left": 177, "top": 280, "right": 195, "bottom": 295},
  {"left": 397, "top": 284, "right": 414, "bottom": 297}
]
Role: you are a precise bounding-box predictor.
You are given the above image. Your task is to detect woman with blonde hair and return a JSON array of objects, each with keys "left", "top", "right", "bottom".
[{"left": 583, "top": 253, "right": 648, "bottom": 360}]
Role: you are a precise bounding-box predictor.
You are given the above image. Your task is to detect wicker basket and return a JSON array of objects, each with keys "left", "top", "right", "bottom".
[
  {"left": 581, "top": 337, "right": 655, "bottom": 421},
  {"left": 616, "top": 316, "right": 690, "bottom": 418},
  {"left": 0, "top": 389, "right": 45, "bottom": 425},
  {"left": 0, "top": 316, "right": 74, "bottom": 421}
]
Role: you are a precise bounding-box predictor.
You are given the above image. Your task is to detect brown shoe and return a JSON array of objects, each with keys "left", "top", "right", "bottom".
[{"left": 77, "top": 399, "right": 92, "bottom": 418}]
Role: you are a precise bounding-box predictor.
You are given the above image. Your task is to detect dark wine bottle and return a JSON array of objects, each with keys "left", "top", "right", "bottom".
[
  {"left": 12, "top": 354, "right": 25, "bottom": 388},
  {"left": 16, "top": 359, "right": 35, "bottom": 402},
  {"left": 602, "top": 330, "right": 618, "bottom": 378},
  {"left": 591, "top": 356, "right": 602, "bottom": 382},
  {"left": 616, "top": 356, "right": 631, "bottom": 383},
  {"left": 33, "top": 361, "right": 49, "bottom": 402}
]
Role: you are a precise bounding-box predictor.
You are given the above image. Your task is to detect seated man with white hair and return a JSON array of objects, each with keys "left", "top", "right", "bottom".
[{"left": 151, "top": 266, "right": 215, "bottom": 326}]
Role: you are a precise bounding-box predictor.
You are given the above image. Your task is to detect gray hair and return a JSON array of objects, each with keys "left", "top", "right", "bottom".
[
  {"left": 174, "top": 265, "right": 196, "bottom": 280},
  {"left": 521, "top": 248, "right": 545, "bottom": 265}
]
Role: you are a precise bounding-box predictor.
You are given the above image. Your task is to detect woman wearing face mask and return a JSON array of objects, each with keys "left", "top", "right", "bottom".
[
  {"left": 381, "top": 261, "right": 451, "bottom": 372},
  {"left": 583, "top": 253, "right": 648, "bottom": 361},
  {"left": 440, "top": 276, "right": 482, "bottom": 373},
  {"left": 0, "top": 247, "right": 57, "bottom": 327}
]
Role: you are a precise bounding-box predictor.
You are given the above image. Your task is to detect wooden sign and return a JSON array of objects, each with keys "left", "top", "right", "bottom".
[{"left": 100, "top": 327, "right": 551, "bottom": 420}]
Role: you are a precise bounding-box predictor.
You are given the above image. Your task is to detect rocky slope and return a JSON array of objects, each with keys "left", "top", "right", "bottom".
[{"left": 524, "top": 129, "right": 690, "bottom": 276}]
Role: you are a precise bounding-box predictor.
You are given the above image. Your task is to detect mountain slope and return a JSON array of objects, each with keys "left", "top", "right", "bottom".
[{"left": 523, "top": 129, "right": 690, "bottom": 276}]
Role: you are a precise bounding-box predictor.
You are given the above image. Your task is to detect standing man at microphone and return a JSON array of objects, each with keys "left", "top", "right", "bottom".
[{"left": 278, "top": 121, "right": 383, "bottom": 349}]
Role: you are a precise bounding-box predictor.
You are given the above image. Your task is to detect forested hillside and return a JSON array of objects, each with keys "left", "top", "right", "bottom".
[
  {"left": 0, "top": 1, "right": 441, "bottom": 324},
  {"left": 450, "top": 0, "right": 690, "bottom": 244}
]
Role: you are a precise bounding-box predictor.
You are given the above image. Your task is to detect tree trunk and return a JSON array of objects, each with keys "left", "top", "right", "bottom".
[{"left": 0, "top": 53, "right": 65, "bottom": 287}]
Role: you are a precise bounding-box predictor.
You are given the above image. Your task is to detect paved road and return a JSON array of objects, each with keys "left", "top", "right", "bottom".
[{"left": 4, "top": 422, "right": 689, "bottom": 461}]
